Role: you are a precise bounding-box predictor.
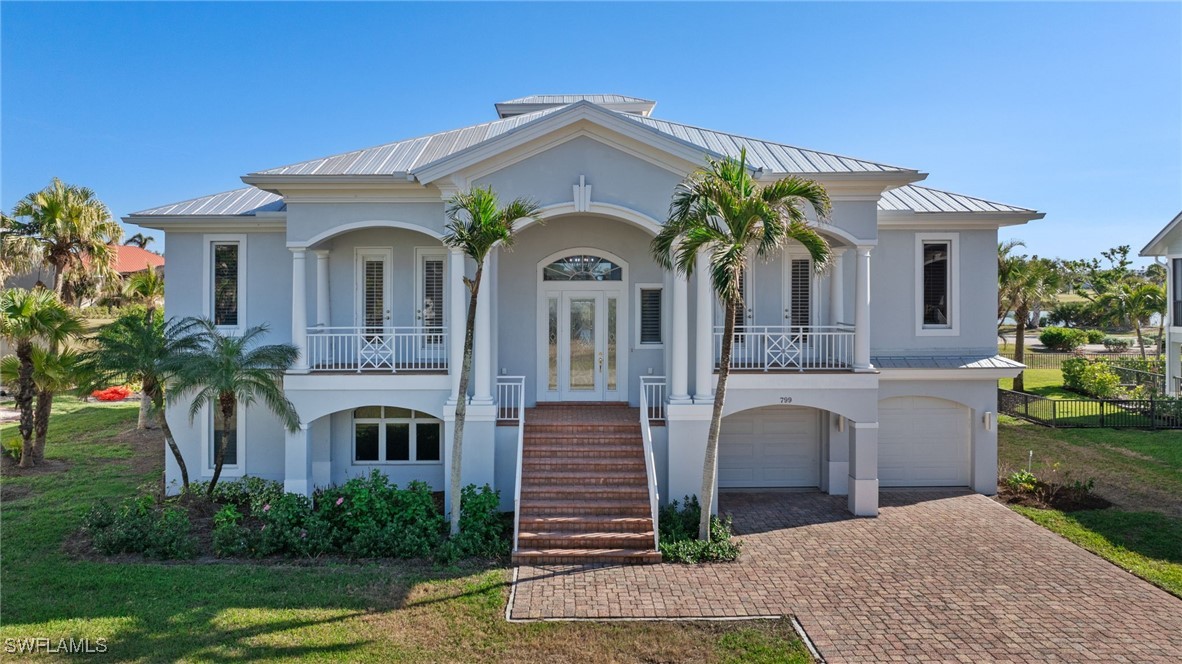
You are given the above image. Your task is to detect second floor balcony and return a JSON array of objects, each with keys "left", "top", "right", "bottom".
[
  {"left": 307, "top": 326, "right": 448, "bottom": 372},
  {"left": 716, "top": 325, "right": 855, "bottom": 371}
]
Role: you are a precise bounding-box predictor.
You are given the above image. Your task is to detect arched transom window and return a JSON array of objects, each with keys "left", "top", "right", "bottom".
[{"left": 542, "top": 254, "right": 623, "bottom": 281}]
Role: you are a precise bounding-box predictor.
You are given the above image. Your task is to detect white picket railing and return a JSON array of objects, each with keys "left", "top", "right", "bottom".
[
  {"left": 306, "top": 326, "right": 448, "bottom": 372},
  {"left": 638, "top": 377, "right": 662, "bottom": 550},
  {"left": 498, "top": 376, "right": 526, "bottom": 552},
  {"left": 714, "top": 325, "right": 854, "bottom": 371},
  {"left": 641, "top": 375, "right": 667, "bottom": 422}
]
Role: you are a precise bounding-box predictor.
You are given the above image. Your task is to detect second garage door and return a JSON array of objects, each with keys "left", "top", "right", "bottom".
[
  {"left": 879, "top": 397, "right": 970, "bottom": 487},
  {"left": 718, "top": 406, "right": 821, "bottom": 488}
]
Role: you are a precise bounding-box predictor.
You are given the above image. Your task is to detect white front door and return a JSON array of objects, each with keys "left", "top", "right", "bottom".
[{"left": 541, "top": 289, "right": 624, "bottom": 402}]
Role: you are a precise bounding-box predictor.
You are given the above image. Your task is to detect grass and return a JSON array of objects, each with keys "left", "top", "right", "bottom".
[
  {"left": 998, "top": 368, "right": 1073, "bottom": 398},
  {"left": 998, "top": 416, "right": 1182, "bottom": 597},
  {"left": 0, "top": 397, "right": 811, "bottom": 662}
]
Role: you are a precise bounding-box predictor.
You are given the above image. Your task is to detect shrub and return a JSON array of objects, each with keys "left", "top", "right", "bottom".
[
  {"left": 1, "top": 437, "right": 21, "bottom": 461},
  {"left": 1005, "top": 470, "right": 1039, "bottom": 493},
  {"left": 1102, "top": 337, "right": 1132, "bottom": 353},
  {"left": 657, "top": 496, "right": 741, "bottom": 563},
  {"left": 1047, "top": 301, "right": 1103, "bottom": 328},
  {"left": 1081, "top": 362, "right": 1121, "bottom": 398},
  {"left": 92, "top": 385, "right": 133, "bottom": 401},
  {"left": 315, "top": 471, "right": 445, "bottom": 558},
  {"left": 1038, "top": 326, "right": 1087, "bottom": 351},
  {"left": 1084, "top": 329, "right": 1106, "bottom": 344},
  {"left": 439, "top": 484, "right": 508, "bottom": 563},
  {"left": 211, "top": 504, "right": 253, "bottom": 557},
  {"left": 84, "top": 496, "right": 196, "bottom": 559}
]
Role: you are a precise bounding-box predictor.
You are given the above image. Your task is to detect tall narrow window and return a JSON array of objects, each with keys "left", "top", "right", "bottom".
[
  {"left": 420, "top": 254, "right": 445, "bottom": 345},
  {"left": 211, "top": 408, "right": 238, "bottom": 467},
  {"left": 789, "top": 259, "right": 811, "bottom": 327},
  {"left": 639, "top": 287, "right": 663, "bottom": 345},
  {"left": 212, "top": 242, "right": 239, "bottom": 327},
  {"left": 1174, "top": 259, "right": 1182, "bottom": 328},
  {"left": 363, "top": 258, "right": 385, "bottom": 332},
  {"left": 547, "top": 297, "right": 558, "bottom": 391},
  {"left": 921, "top": 241, "right": 950, "bottom": 327},
  {"left": 733, "top": 268, "right": 748, "bottom": 330}
]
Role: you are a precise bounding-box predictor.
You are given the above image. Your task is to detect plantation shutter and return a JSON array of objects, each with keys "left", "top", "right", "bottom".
[
  {"left": 640, "top": 288, "right": 662, "bottom": 344},
  {"left": 733, "top": 268, "right": 747, "bottom": 330},
  {"left": 922, "top": 242, "right": 950, "bottom": 326},
  {"left": 790, "top": 259, "right": 811, "bottom": 327},
  {"left": 212, "top": 243, "right": 239, "bottom": 327},
  {"left": 363, "top": 258, "right": 385, "bottom": 331},
  {"left": 421, "top": 256, "right": 444, "bottom": 330}
]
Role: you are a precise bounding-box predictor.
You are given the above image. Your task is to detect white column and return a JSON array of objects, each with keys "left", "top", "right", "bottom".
[
  {"left": 694, "top": 250, "right": 714, "bottom": 402},
  {"left": 829, "top": 248, "right": 846, "bottom": 326},
  {"left": 313, "top": 250, "right": 330, "bottom": 327},
  {"left": 284, "top": 424, "right": 311, "bottom": 496},
  {"left": 853, "top": 245, "right": 873, "bottom": 371},
  {"left": 448, "top": 248, "right": 465, "bottom": 401},
  {"left": 473, "top": 250, "right": 493, "bottom": 405},
  {"left": 290, "top": 248, "right": 308, "bottom": 372},
  {"left": 670, "top": 269, "right": 690, "bottom": 403},
  {"left": 848, "top": 421, "right": 878, "bottom": 516}
]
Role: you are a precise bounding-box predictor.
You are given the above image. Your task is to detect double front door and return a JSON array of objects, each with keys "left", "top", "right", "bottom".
[{"left": 543, "top": 290, "right": 623, "bottom": 402}]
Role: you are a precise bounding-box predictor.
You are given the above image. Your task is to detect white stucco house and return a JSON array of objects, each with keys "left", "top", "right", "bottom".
[
  {"left": 1140, "top": 210, "right": 1182, "bottom": 395},
  {"left": 128, "top": 94, "right": 1041, "bottom": 561}
]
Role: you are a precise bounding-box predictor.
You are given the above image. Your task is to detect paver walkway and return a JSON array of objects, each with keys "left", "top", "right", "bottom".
[{"left": 510, "top": 490, "right": 1182, "bottom": 663}]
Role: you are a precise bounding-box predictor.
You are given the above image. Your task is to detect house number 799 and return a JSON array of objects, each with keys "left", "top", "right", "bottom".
[{"left": 779, "top": 397, "right": 793, "bottom": 404}]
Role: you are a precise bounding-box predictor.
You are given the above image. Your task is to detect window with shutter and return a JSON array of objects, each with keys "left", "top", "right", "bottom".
[
  {"left": 212, "top": 243, "right": 239, "bottom": 327},
  {"left": 640, "top": 288, "right": 662, "bottom": 344},
  {"left": 922, "top": 241, "right": 950, "bottom": 327},
  {"left": 363, "top": 258, "right": 385, "bottom": 332},
  {"left": 790, "top": 259, "right": 811, "bottom": 327}
]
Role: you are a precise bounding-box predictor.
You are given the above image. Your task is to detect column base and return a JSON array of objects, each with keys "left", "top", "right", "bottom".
[
  {"left": 284, "top": 478, "right": 311, "bottom": 497},
  {"left": 847, "top": 477, "right": 878, "bottom": 516}
]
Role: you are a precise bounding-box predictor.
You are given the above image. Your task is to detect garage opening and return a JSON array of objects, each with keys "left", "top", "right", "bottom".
[
  {"left": 718, "top": 405, "right": 822, "bottom": 488},
  {"left": 878, "top": 396, "right": 970, "bottom": 487}
]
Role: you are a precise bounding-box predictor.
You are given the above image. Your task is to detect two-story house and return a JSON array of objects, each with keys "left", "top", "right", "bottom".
[
  {"left": 129, "top": 94, "right": 1040, "bottom": 563},
  {"left": 1141, "top": 210, "right": 1182, "bottom": 395}
]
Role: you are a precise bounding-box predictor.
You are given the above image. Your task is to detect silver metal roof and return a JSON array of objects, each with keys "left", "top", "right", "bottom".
[
  {"left": 132, "top": 186, "right": 285, "bottom": 216},
  {"left": 499, "top": 94, "right": 654, "bottom": 105},
  {"left": 873, "top": 355, "right": 1025, "bottom": 370},
  {"left": 879, "top": 185, "right": 1034, "bottom": 214}
]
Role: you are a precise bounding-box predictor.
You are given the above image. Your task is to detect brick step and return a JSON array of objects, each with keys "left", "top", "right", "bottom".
[
  {"left": 522, "top": 458, "right": 646, "bottom": 472},
  {"left": 524, "top": 471, "right": 647, "bottom": 486},
  {"left": 520, "top": 486, "right": 649, "bottom": 500},
  {"left": 512, "top": 547, "right": 662, "bottom": 565},
  {"left": 524, "top": 421, "right": 640, "bottom": 431},
  {"left": 523, "top": 431, "right": 641, "bottom": 442},
  {"left": 519, "top": 499, "right": 652, "bottom": 517},
  {"left": 517, "top": 530, "right": 656, "bottom": 549},
  {"left": 522, "top": 445, "right": 644, "bottom": 458},
  {"left": 517, "top": 515, "right": 654, "bottom": 533}
]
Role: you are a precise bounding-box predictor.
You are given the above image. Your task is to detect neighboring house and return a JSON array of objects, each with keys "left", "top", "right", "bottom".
[
  {"left": 107, "top": 244, "right": 166, "bottom": 278},
  {"left": 1140, "top": 210, "right": 1182, "bottom": 395},
  {"left": 128, "top": 94, "right": 1041, "bottom": 559}
]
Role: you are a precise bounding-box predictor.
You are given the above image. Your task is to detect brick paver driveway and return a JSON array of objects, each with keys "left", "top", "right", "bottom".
[{"left": 510, "top": 491, "right": 1182, "bottom": 662}]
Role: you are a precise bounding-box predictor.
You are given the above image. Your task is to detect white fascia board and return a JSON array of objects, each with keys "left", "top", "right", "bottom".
[
  {"left": 765, "top": 171, "right": 927, "bottom": 198},
  {"left": 412, "top": 101, "right": 720, "bottom": 185},
  {"left": 878, "top": 210, "right": 1045, "bottom": 229},
  {"left": 123, "top": 215, "right": 287, "bottom": 232},
  {"left": 1140, "top": 210, "right": 1182, "bottom": 257},
  {"left": 877, "top": 367, "right": 1022, "bottom": 381}
]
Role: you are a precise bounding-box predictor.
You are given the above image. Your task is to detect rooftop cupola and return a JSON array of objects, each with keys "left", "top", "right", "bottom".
[{"left": 494, "top": 94, "right": 657, "bottom": 118}]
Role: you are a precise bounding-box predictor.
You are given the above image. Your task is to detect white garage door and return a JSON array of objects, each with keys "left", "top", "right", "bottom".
[
  {"left": 718, "top": 406, "right": 820, "bottom": 488},
  {"left": 879, "top": 397, "right": 970, "bottom": 487}
]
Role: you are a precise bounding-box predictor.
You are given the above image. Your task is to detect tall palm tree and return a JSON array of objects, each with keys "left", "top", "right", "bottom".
[
  {"left": 999, "top": 255, "right": 1061, "bottom": 391},
  {"left": 122, "top": 266, "right": 167, "bottom": 428},
  {"left": 0, "top": 288, "right": 82, "bottom": 467},
  {"left": 123, "top": 232, "right": 156, "bottom": 249},
  {"left": 442, "top": 187, "right": 542, "bottom": 535},
  {"left": 0, "top": 212, "right": 37, "bottom": 284},
  {"left": 997, "top": 240, "right": 1026, "bottom": 338},
  {"left": 652, "top": 148, "right": 831, "bottom": 541},
  {"left": 7, "top": 178, "right": 123, "bottom": 298},
  {"left": 2, "top": 347, "right": 81, "bottom": 464},
  {"left": 166, "top": 319, "right": 300, "bottom": 495},
  {"left": 1097, "top": 280, "right": 1166, "bottom": 361},
  {"left": 83, "top": 313, "right": 203, "bottom": 489}
]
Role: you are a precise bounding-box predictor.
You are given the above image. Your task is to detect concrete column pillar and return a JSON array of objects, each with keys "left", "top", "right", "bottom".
[
  {"left": 473, "top": 249, "right": 493, "bottom": 405},
  {"left": 827, "top": 413, "right": 850, "bottom": 496},
  {"left": 448, "top": 248, "right": 465, "bottom": 401},
  {"left": 848, "top": 421, "right": 878, "bottom": 516},
  {"left": 694, "top": 250, "right": 715, "bottom": 403},
  {"left": 290, "top": 248, "right": 308, "bottom": 372},
  {"left": 853, "top": 246, "right": 873, "bottom": 371},
  {"left": 313, "top": 250, "right": 330, "bottom": 327},
  {"left": 284, "top": 423, "right": 311, "bottom": 496},
  {"left": 829, "top": 249, "right": 846, "bottom": 326},
  {"left": 670, "top": 270, "right": 690, "bottom": 403}
]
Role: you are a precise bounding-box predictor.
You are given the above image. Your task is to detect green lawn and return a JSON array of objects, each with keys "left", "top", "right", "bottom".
[
  {"left": 999, "top": 368, "right": 1074, "bottom": 398},
  {"left": 0, "top": 398, "right": 810, "bottom": 662},
  {"left": 998, "top": 417, "right": 1182, "bottom": 597}
]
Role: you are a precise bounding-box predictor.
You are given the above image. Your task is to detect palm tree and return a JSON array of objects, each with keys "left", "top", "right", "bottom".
[
  {"left": 997, "top": 240, "right": 1026, "bottom": 339},
  {"left": 999, "top": 255, "right": 1061, "bottom": 391},
  {"left": 82, "top": 313, "right": 203, "bottom": 488},
  {"left": 122, "top": 266, "right": 167, "bottom": 428},
  {"left": 1097, "top": 280, "right": 1166, "bottom": 361},
  {"left": 651, "top": 148, "right": 831, "bottom": 541},
  {"left": 442, "top": 187, "right": 542, "bottom": 535},
  {"left": 2, "top": 347, "right": 82, "bottom": 464},
  {"left": 7, "top": 178, "right": 123, "bottom": 298},
  {"left": 166, "top": 319, "right": 300, "bottom": 495},
  {"left": 0, "top": 288, "right": 82, "bottom": 467},
  {"left": 1, "top": 212, "right": 37, "bottom": 284},
  {"left": 123, "top": 232, "right": 156, "bottom": 249}
]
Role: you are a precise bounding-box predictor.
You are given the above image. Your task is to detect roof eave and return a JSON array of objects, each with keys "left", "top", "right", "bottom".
[
  {"left": 878, "top": 210, "right": 1045, "bottom": 228},
  {"left": 123, "top": 213, "right": 287, "bottom": 231},
  {"left": 1140, "top": 210, "right": 1182, "bottom": 256}
]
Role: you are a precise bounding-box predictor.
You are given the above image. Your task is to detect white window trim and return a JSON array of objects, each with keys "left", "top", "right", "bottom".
[
  {"left": 634, "top": 282, "right": 665, "bottom": 349},
  {"left": 351, "top": 407, "right": 443, "bottom": 465},
  {"left": 414, "top": 246, "right": 448, "bottom": 329},
  {"left": 914, "top": 232, "right": 960, "bottom": 337},
  {"left": 202, "top": 234, "right": 247, "bottom": 333},
  {"left": 201, "top": 402, "right": 246, "bottom": 477}
]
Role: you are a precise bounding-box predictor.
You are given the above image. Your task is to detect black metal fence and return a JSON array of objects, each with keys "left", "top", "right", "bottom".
[
  {"left": 998, "top": 388, "right": 1182, "bottom": 429},
  {"left": 998, "top": 350, "right": 1162, "bottom": 371}
]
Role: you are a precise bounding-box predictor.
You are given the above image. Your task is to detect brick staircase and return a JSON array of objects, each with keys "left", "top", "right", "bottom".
[{"left": 512, "top": 403, "right": 662, "bottom": 565}]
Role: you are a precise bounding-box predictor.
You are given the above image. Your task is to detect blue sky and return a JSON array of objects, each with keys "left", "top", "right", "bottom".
[{"left": 3, "top": 2, "right": 1179, "bottom": 264}]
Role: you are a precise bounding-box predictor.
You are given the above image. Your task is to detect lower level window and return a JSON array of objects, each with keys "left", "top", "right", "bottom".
[
  {"left": 211, "top": 408, "right": 238, "bottom": 466},
  {"left": 353, "top": 406, "right": 442, "bottom": 463}
]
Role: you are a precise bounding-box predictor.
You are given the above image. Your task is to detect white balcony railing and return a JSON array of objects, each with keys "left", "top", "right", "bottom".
[
  {"left": 640, "top": 375, "right": 667, "bottom": 421},
  {"left": 498, "top": 375, "right": 526, "bottom": 552},
  {"left": 306, "top": 326, "right": 448, "bottom": 372},
  {"left": 714, "top": 325, "right": 854, "bottom": 371},
  {"left": 638, "top": 377, "right": 661, "bottom": 551}
]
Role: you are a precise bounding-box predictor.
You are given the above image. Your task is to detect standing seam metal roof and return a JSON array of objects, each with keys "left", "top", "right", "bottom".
[{"left": 879, "top": 185, "right": 1035, "bottom": 214}]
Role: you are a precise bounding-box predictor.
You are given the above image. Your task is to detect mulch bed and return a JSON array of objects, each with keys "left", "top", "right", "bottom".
[{"left": 996, "top": 482, "right": 1113, "bottom": 512}]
